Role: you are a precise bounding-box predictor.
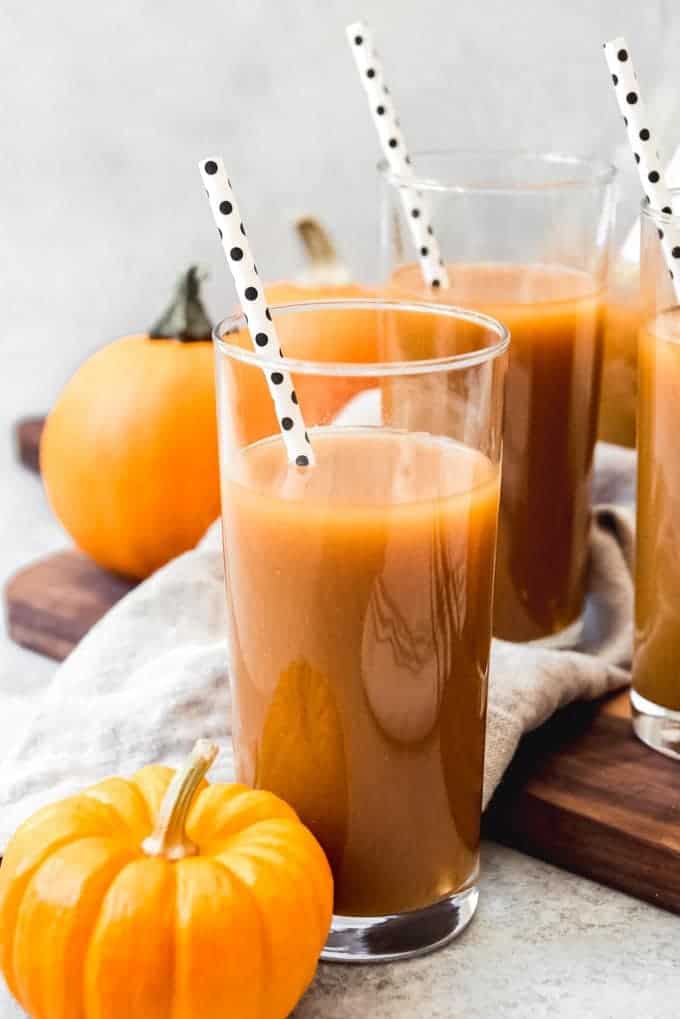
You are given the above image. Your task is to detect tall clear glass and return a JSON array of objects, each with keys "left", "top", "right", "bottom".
[
  {"left": 214, "top": 298, "right": 508, "bottom": 961},
  {"left": 632, "top": 196, "right": 680, "bottom": 758},
  {"left": 597, "top": 257, "right": 643, "bottom": 448},
  {"left": 381, "top": 151, "right": 616, "bottom": 644}
]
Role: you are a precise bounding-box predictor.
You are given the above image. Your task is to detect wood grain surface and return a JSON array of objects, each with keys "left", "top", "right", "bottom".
[
  {"left": 5, "top": 549, "right": 137, "bottom": 661},
  {"left": 13, "top": 416, "right": 45, "bottom": 473},
  {"left": 485, "top": 692, "right": 680, "bottom": 915},
  {"left": 5, "top": 546, "right": 680, "bottom": 920}
]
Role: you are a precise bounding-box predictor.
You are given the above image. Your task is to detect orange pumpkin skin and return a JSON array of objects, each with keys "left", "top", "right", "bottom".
[
  {"left": 264, "top": 282, "right": 378, "bottom": 364},
  {"left": 0, "top": 765, "right": 333, "bottom": 1019},
  {"left": 41, "top": 335, "right": 220, "bottom": 580},
  {"left": 222, "top": 282, "right": 380, "bottom": 447},
  {"left": 41, "top": 282, "right": 376, "bottom": 579}
]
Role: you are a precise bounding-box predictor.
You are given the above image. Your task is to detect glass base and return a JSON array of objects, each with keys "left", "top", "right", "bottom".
[
  {"left": 525, "top": 613, "right": 584, "bottom": 650},
  {"left": 631, "top": 689, "right": 680, "bottom": 760},
  {"left": 321, "top": 885, "right": 478, "bottom": 964}
]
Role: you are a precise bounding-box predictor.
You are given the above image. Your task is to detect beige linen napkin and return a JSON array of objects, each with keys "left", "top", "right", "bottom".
[{"left": 0, "top": 443, "right": 635, "bottom": 851}]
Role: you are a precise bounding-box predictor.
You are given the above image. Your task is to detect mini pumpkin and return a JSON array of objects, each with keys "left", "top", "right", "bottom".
[
  {"left": 40, "top": 268, "right": 220, "bottom": 580},
  {"left": 223, "top": 277, "right": 379, "bottom": 447},
  {"left": 218, "top": 215, "right": 380, "bottom": 443},
  {"left": 0, "top": 740, "right": 333, "bottom": 1019}
]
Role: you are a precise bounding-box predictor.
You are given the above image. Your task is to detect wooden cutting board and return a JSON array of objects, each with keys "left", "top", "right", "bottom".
[
  {"left": 484, "top": 692, "right": 680, "bottom": 915},
  {"left": 5, "top": 550, "right": 137, "bottom": 660},
  {"left": 6, "top": 551, "right": 680, "bottom": 916},
  {"left": 7, "top": 419, "right": 680, "bottom": 918},
  {"left": 8, "top": 417, "right": 137, "bottom": 658},
  {"left": 14, "top": 416, "right": 45, "bottom": 473}
]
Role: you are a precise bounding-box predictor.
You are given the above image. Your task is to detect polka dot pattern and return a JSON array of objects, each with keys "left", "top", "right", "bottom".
[
  {"left": 199, "top": 156, "right": 314, "bottom": 466},
  {"left": 603, "top": 36, "right": 680, "bottom": 301},
  {"left": 346, "top": 20, "right": 450, "bottom": 289}
]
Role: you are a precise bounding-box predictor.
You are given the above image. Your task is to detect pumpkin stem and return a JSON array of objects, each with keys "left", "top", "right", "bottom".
[
  {"left": 148, "top": 267, "right": 213, "bottom": 342},
  {"left": 295, "top": 217, "right": 351, "bottom": 286},
  {"left": 142, "top": 739, "right": 219, "bottom": 861}
]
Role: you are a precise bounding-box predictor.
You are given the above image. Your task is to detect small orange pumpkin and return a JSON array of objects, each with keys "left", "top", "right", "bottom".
[
  {"left": 224, "top": 210, "right": 379, "bottom": 441},
  {"left": 265, "top": 216, "right": 376, "bottom": 367},
  {"left": 41, "top": 268, "right": 220, "bottom": 580},
  {"left": 222, "top": 280, "right": 380, "bottom": 447},
  {"left": 0, "top": 740, "right": 333, "bottom": 1019}
]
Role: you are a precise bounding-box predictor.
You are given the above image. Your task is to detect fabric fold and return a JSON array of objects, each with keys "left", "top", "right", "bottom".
[{"left": 0, "top": 444, "right": 636, "bottom": 850}]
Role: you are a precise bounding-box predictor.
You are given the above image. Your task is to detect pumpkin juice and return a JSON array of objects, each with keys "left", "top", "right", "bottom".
[
  {"left": 390, "top": 263, "right": 604, "bottom": 642},
  {"left": 221, "top": 427, "right": 500, "bottom": 916},
  {"left": 633, "top": 310, "right": 680, "bottom": 711}
]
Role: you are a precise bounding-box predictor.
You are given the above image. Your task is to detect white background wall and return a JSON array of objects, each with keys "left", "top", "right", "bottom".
[
  {"left": 0, "top": 11, "right": 677, "bottom": 1016},
  {"left": 2, "top": 0, "right": 677, "bottom": 412},
  {"left": 0, "top": 0, "right": 678, "bottom": 613},
  {"left": 0, "top": 9, "right": 676, "bottom": 1013}
]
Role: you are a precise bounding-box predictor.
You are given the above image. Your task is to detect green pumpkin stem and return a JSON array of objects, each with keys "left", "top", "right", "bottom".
[
  {"left": 142, "top": 739, "right": 219, "bottom": 861},
  {"left": 149, "top": 266, "right": 213, "bottom": 342}
]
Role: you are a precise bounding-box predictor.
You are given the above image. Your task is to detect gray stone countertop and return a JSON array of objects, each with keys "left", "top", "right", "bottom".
[
  {"left": 2, "top": 841, "right": 677, "bottom": 1019},
  {"left": 5, "top": 835, "right": 676, "bottom": 1019},
  {"left": 295, "top": 842, "right": 678, "bottom": 1018},
  {"left": 1, "top": 380, "right": 678, "bottom": 1019}
]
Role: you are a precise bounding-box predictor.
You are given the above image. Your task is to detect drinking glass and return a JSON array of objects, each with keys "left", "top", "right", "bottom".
[
  {"left": 597, "top": 257, "right": 643, "bottom": 448},
  {"left": 214, "top": 298, "right": 508, "bottom": 961},
  {"left": 632, "top": 196, "right": 680, "bottom": 758},
  {"left": 381, "top": 150, "right": 616, "bottom": 644}
]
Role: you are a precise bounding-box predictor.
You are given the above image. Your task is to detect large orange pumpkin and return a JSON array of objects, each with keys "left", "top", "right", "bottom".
[
  {"left": 42, "top": 257, "right": 377, "bottom": 578},
  {"left": 41, "top": 268, "right": 220, "bottom": 580},
  {"left": 0, "top": 740, "right": 333, "bottom": 1019}
]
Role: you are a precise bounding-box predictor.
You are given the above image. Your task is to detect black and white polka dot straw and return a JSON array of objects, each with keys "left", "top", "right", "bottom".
[
  {"left": 199, "top": 157, "right": 315, "bottom": 467},
  {"left": 347, "top": 21, "right": 450, "bottom": 290},
  {"left": 603, "top": 37, "right": 680, "bottom": 299}
]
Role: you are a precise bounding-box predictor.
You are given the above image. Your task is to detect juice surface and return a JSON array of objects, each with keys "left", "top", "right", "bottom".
[
  {"left": 221, "top": 427, "right": 500, "bottom": 916},
  {"left": 391, "top": 262, "right": 604, "bottom": 642},
  {"left": 634, "top": 309, "right": 680, "bottom": 710}
]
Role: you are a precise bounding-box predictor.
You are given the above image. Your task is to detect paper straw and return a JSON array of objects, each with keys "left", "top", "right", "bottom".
[
  {"left": 199, "top": 157, "right": 315, "bottom": 466},
  {"left": 346, "top": 21, "right": 450, "bottom": 289},
  {"left": 620, "top": 142, "right": 680, "bottom": 264},
  {"left": 603, "top": 37, "right": 680, "bottom": 299}
]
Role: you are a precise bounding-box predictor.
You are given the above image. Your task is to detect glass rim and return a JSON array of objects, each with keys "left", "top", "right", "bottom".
[
  {"left": 378, "top": 148, "right": 617, "bottom": 194},
  {"left": 213, "top": 297, "right": 510, "bottom": 377},
  {"left": 641, "top": 191, "right": 680, "bottom": 227}
]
